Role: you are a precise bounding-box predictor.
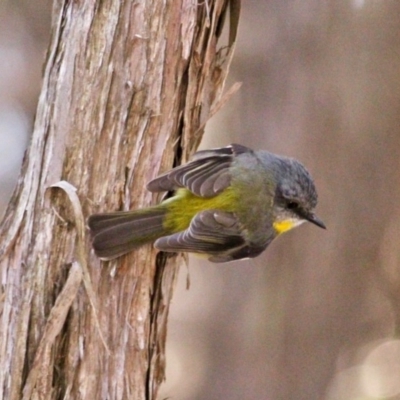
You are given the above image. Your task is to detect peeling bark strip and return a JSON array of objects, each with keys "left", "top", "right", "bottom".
[{"left": 0, "top": 1, "right": 240, "bottom": 399}]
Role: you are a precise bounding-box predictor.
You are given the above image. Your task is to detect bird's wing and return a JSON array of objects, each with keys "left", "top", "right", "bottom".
[
  {"left": 147, "top": 143, "right": 252, "bottom": 198},
  {"left": 154, "top": 210, "right": 266, "bottom": 263}
]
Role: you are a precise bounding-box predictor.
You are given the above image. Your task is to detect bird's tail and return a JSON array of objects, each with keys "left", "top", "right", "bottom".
[{"left": 88, "top": 206, "right": 170, "bottom": 260}]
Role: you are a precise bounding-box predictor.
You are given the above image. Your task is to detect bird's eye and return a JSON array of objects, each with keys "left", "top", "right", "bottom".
[{"left": 287, "top": 201, "right": 298, "bottom": 210}]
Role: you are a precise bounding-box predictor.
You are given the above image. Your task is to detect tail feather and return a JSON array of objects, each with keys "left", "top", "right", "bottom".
[{"left": 88, "top": 207, "right": 168, "bottom": 260}]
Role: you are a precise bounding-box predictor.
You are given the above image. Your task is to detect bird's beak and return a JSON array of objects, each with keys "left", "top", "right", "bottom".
[{"left": 305, "top": 213, "right": 326, "bottom": 229}]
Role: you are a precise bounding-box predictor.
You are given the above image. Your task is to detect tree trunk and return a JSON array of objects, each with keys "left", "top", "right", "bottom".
[{"left": 0, "top": 1, "right": 240, "bottom": 399}]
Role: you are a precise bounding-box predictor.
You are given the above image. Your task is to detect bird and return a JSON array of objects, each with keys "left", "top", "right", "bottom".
[{"left": 88, "top": 143, "right": 325, "bottom": 263}]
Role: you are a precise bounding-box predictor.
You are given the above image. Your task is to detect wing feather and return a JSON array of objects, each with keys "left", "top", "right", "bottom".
[
  {"left": 154, "top": 210, "right": 254, "bottom": 262},
  {"left": 147, "top": 144, "right": 252, "bottom": 197}
]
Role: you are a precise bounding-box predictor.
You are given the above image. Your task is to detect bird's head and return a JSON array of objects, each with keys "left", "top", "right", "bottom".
[{"left": 272, "top": 157, "right": 325, "bottom": 234}]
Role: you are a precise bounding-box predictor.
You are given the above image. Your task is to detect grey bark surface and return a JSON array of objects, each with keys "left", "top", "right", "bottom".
[{"left": 0, "top": 1, "right": 240, "bottom": 399}]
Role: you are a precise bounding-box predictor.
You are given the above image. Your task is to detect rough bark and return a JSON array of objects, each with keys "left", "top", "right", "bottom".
[{"left": 0, "top": 1, "right": 240, "bottom": 399}]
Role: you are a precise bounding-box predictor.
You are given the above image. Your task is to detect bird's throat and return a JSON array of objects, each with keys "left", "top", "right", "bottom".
[{"left": 273, "top": 219, "right": 303, "bottom": 235}]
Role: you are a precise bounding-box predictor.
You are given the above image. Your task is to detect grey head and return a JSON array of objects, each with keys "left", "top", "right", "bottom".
[{"left": 261, "top": 152, "right": 326, "bottom": 230}]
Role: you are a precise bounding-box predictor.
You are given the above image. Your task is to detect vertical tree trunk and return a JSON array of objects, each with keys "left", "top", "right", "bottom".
[{"left": 0, "top": 1, "right": 240, "bottom": 399}]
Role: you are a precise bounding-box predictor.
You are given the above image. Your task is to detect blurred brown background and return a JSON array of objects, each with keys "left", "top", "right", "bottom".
[{"left": 2, "top": 1, "right": 400, "bottom": 399}]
